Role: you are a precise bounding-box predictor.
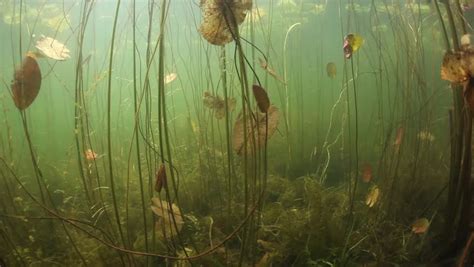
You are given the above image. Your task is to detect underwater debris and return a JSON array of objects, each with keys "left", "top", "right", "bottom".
[
  {"left": 199, "top": 0, "right": 252, "bottom": 45},
  {"left": 85, "top": 149, "right": 98, "bottom": 161},
  {"left": 411, "top": 218, "right": 430, "bottom": 234},
  {"left": 361, "top": 163, "right": 373, "bottom": 183},
  {"left": 35, "top": 36, "right": 70, "bottom": 61},
  {"left": 164, "top": 72, "right": 177, "bottom": 84},
  {"left": 326, "top": 62, "right": 337, "bottom": 78},
  {"left": 151, "top": 198, "right": 183, "bottom": 238},
  {"left": 11, "top": 52, "right": 42, "bottom": 110},
  {"left": 343, "top": 33, "right": 364, "bottom": 59},
  {"left": 258, "top": 57, "right": 286, "bottom": 84},
  {"left": 365, "top": 185, "right": 380, "bottom": 208},
  {"left": 252, "top": 84, "right": 270, "bottom": 113},
  {"left": 154, "top": 164, "right": 167, "bottom": 193},
  {"left": 232, "top": 105, "right": 280, "bottom": 155},
  {"left": 203, "top": 91, "right": 236, "bottom": 119}
]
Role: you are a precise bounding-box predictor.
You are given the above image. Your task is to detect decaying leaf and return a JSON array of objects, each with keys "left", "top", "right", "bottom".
[
  {"left": 252, "top": 84, "right": 270, "bottom": 113},
  {"left": 154, "top": 164, "right": 167, "bottom": 193},
  {"left": 11, "top": 52, "right": 42, "bottom": 110},
  {"left": 203, "top": 91, "right": 236, "bottom": 119},
  {"left": 35, "top": 35, "right": 70, "bottom": 61},
  {"left": 151, "top": 198, "right": 183, "bottom": 238},
  {"left": 199, "top": 0, "right": 253, "bottom": 46},
  {"left": 365, "top": 185, "right": 380, "bottom": 208},
  {"left": 232, "top": 105, "right": 280, "bottom": 155},
  {"left": 411, "top": 218, "right": 430, "bottom": 234}
]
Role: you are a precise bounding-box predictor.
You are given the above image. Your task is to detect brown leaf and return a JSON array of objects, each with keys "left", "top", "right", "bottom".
[
  {"left": 199, "top": 0, "right": 253, "bottom": 46},
  {"left": 150, "top": 198, "right": 183, "bottom": 238},
  {"left": 11, "top": 53, "right": 42, "bottom": 110},
  {"left": 232, "top": 105, "right": 279, "bottom": 155},
  {"left": 154, "top": 164, "right": 167, "bottom": 193},
  {"left": 252, "top": 84, "right": 270, "bottom": 113},
  {"left": 441, "top": 51, "right": 469, "bottom": 83},
  {"left": 411, "top": 218, "right": 430, "bottom": 234},
  {"left": 463, "top": 78, "right": 474, "bottom": 112},
  {"left": 326, "top": 62, "right": 337, "bottom": 78}
]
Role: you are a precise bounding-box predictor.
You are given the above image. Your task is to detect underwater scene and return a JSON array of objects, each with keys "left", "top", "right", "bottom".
[{"left": 0, "top": 0, "right": 474, "bottom": 266}]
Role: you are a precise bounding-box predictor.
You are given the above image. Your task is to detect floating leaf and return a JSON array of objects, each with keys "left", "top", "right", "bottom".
[
  {"left": 11, "top": 53, "right": 42, "bottom": 110},
  {"left": 232, "top": 105, "right": 280, "bottom": 155},
  {"left": 151, "top": 198, "right": 183, "bottom": 238},
  {"left": 326, "top": 62, "right": 337, "bottom": 78},
  {"left": 35, "top": 35, "right": 70, "bottom": 61},
  {"left": 154, "top": 164, "right": 167, "bottom": 193},
  {"left": 199, "top": 0, "right": 253, "bottom": 46},
  {"left": 252, "top": 84, "right": 270, "bottom": 113},
  {"left": 203, "top": 91, "right": 236, "bottom": 119},
  {"left": 361, "top": 163, "right": 372, "bottom": 183},
  {"left": 365, "top": 185, "right": 380, "bottom": 208},
  {"left": 411, "top": 218, "right": 430, "bottom": 234}
]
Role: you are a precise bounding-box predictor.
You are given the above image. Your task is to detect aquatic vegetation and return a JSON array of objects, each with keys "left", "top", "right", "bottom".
[
  {"left": 326, "top": 62, "right": 337, "bottom": 79},
  {"left": 154, "top": 164, "right": 166, "bottom": 193},
  {"left": 343, "top": 33, "right": 364, "bottom": 59},
  {"left": 365, "top": 185, "right": 380, "bottom": 208},
  {"left": 10, "top": 53, "right": 42, "bottom": 110},
  {"left": 411, "top": 218, "right": 430, "bottom": 234},
  {"left": 202, "top": 91, "right": 236, "bottom": 119},
  {"left": 0, "top": 0, "right": 472, "bottom": 265},
  {"left": 199, "top": 0, "right": 253, "bottom": 45},
  {"left": 232, "top": 105, "right": 280, "bottom": 155},
  {"left": 258, "top": 57, "right": 286, "bottom": 84}
]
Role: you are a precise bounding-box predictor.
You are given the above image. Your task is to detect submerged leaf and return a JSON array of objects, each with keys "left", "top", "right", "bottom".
[
  {"left": 343, "top": 33, "right": 364, "bottom": 59},
  {"left": 361, "top": 163, "right": 372, "bottom": 183},
  {"left": 203, "top": 91, "right": 236, "bottom": 119},
  {"left": 164, "top": 73, "right": 177, "bottom": 84},
  {"left": 199, "top": 0, "right": 253, "bottom": 45},
  {"left": 252, "top": 84, "right": 270, "bottom": 113},
  {"left": 411, "top": 218, "right": 430, "bottom": 234},
  {"left": 151, "top": 198, "right": 183, "bottom": 238},
  {"left": 154, "top": 164, "right": 167, "bottom": 193},
  {"left": 35, "top": 35, "right": 70, "bottom": 61},
  {"left": 232, "top": 105, "right": 280, "bottom": 155},
  {"left": 11, "top": 53, "right": 42, "bottom": 110},
  {"left": 441, "top": 51, "right": 469, "bottom": 83},
  {"left": 326, "top": 62, "right": 337, "bottom": 78},
  {"left": 365, "top": 185, "right": 380, "bottom": 208}
]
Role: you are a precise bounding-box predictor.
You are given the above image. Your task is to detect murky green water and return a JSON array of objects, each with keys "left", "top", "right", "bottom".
[{"left": 0, "top": 0, "right": 472, "bottom": 266}]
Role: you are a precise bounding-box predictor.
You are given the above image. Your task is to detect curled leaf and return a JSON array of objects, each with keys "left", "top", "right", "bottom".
[
  {"left": 11, "top": 53, "right": 42, "bottom": 110},
  {"left": 252, "top": 84, "right": 270, "bottom": 113},
  {"left": 343, "top": 33, "right": 364, "bottom": 59},
  {"left": 154, "top": 164, "right": 167, "bottom": 193}
]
